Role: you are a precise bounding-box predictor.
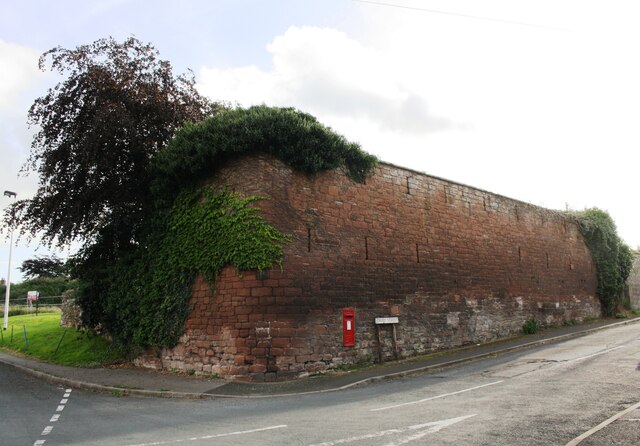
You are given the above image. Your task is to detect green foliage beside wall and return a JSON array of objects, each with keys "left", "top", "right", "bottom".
[
  {"left": 572, "top": 208, "right": 633, "bottom": 316},
  {"left": 0, "top": 277, "right": 77, "bottom": 303},
  {"left": 151, "top": 105, "right": 378, "bottom": 204},
  {"left": 73, "top": 105, "right": 376, "bottom": 352},
  {"left": 95, "top": 187, "right": 289, "bottom": 350}
]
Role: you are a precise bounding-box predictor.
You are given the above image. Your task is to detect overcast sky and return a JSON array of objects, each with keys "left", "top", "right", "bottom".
[{"left": 1, "top": 0, "right": 639, "bottom": 283}]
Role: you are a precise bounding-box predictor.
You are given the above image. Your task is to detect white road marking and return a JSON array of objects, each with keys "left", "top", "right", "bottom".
[
  {"left": 371, "top": 380, "right": 503, "bottom": 412},
  {"left": 124, "top": 424, "right": 288, "bottom": 446},
  {"left": 308, "top": 414, "right": 476, "bottom": 446},
  {"left": 566, "top": 400, "right": 640, "bottom": 445},
  {"left": 34, "top": 388, "right": 72, "bottom": 446}
]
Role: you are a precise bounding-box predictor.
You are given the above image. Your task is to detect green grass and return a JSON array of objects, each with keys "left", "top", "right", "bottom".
[
  {"left": 0, "top": 313, "right": 124, "bottom": 367},
  {"left": 2, "top": 305, "right": 62, "bottom": 317}
]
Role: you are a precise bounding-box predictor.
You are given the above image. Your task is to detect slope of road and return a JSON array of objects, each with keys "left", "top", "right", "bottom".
[{"left": 0, "top": 317, "right": 638, "bottom": 398}]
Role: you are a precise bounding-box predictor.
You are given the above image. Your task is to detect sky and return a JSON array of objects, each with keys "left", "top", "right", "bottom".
[{"left": 1, "top": 0, "right": 639, "bottom": 283}]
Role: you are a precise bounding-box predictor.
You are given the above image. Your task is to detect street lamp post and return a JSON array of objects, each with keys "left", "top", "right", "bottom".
[{"left": 3, "top": 190, "right": 16, "bottom": 330}]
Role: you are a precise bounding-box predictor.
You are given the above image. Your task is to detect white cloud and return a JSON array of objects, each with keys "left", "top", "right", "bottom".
[
  {"left": 0, "top": 40, "right": 44, "bottom": 112},
  {"left": 0, "top": 40, "right": 55, "bottom": 282},
  {"left": 0, "top": 40, "right": 48, "bottom": 202},
  {"left": 197, "top": 5, "right": 640, "bottom": 249},
  {"left": 197, "top": 26, "right": 450, "bottom": 135}
]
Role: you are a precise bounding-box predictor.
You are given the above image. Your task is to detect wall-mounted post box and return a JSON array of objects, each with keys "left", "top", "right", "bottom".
[{"left": 343, "top": 308, "right": 355, "bottom": 347}]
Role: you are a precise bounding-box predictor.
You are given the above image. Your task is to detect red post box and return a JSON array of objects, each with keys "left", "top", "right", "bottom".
[{"left": 343, "top": 308, "right": 355, "bottom": 347}]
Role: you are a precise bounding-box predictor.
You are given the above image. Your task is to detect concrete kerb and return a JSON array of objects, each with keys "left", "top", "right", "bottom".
[
  {"left": 1, "top": 359, "right": 207, "bottom": 400},
  {"left": 2, "top": 317, "right": 639, "bottom": 400}
]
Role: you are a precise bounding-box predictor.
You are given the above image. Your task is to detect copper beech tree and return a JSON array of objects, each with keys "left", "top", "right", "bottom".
[{"left": 5, "top": 37, "right": 219, "bottom": 251}]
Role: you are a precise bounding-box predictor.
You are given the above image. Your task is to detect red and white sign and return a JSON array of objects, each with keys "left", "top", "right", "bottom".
[{"left": 27, "top": 291, "right": 39, "bottom": 302}]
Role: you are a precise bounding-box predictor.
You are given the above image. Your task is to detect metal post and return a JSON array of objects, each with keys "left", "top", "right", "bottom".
[
  {"left": 3, "top": 190, "right": 17, "bottom": 331},
  {"left": 3, "top": 225, "right": 14, "bottom": 330}
]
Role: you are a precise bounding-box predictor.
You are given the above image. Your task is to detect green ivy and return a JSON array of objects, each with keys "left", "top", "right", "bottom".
[
  {"left": 99, "top": 187, "right": 289, "bottom": 350},
  {"left": 571, "top": 208, "right": 633, "bottom": 316},
  {"left": 151, "top": 105, "right": 378, "bottom": 204},
  {"left": 76, "top": 106, "right": 376, "bottom": 352}
]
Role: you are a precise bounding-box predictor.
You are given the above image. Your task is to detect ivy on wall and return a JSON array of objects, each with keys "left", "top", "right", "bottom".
[
  {"left": 571, "top": 208, "right": 633, "bottom": 316},
  {"left": 151, "top": 105, "right": 378, "bottom": 204},
  {"left": 100, "top": 187, "right": 289, "bottom": 349},
  {"left": 79, "top": 106, "right": 377, "bottom": 352}
]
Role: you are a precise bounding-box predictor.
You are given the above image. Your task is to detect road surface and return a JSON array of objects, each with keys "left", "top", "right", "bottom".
[{"left": 3, "top": 322, "right": 639, "bottom": 445}]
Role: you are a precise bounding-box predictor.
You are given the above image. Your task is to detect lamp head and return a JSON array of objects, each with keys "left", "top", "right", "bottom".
[{"left": 3, "top": 191, "right": 16, "bottom": 198}]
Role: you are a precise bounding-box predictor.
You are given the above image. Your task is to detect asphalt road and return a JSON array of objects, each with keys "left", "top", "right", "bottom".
[{"left": 4, "top": 322, "right": 640, "bottom": 445}]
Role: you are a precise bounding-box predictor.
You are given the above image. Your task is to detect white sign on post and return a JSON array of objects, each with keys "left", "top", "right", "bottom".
[
  {"left": 375, "top": 317, "right": 399, "bottom": 325},
  {"left": 27, "top": 291, "right": 39, "bottom": 312},
  {"left": 27, "top": 291, "right": 39, "bottom": 302}
]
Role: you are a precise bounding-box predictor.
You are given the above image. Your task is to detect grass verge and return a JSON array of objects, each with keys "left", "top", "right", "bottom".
[{"left": 0, "top": 313, "right": 124, "bottom": 367}]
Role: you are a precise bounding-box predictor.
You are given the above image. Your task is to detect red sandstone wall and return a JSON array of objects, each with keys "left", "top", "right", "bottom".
[
  {"left": 137, "top": 154, "right": 599, "bottom": 381},
  {"left": 628, "top": 253, "right": 640, "bottom": 310}
]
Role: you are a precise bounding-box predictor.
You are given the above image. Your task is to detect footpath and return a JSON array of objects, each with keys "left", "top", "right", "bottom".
[{"left": 1, "top": 317, "right": 639, "bottom": 399}]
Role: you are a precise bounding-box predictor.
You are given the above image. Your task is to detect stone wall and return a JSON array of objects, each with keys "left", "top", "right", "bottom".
[
  {"left": 136, "top": 154, "right": 599, "bottom": 380},
  {"left": 60, "top": 290, "right": 82, "bottom": 329}
]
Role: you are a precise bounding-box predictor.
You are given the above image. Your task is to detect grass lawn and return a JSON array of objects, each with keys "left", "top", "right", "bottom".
[{"left": 0, "top": 312, "right": 124, "bottom": 367}]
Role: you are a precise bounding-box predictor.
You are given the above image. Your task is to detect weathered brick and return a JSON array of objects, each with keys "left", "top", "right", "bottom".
[{"left": 136, "top": 154, "right": 599, "bottom": 382}]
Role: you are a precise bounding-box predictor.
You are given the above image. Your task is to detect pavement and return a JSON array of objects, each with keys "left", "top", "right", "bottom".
[{"left": 1, "top": 316, "right": 639, "bottom": 399}]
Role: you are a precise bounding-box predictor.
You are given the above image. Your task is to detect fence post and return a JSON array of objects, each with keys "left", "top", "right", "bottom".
[{"left": 54, "top": 329, "right": 68, "bottom": 356}]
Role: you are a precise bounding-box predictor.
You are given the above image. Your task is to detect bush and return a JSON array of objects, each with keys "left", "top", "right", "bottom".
[
  {"left": 570, "top": 208, "right": 633, "bottom": 316},
  {"left": 151, "top": 105, "right": 378, "bottom": 203},
  {"left": 77, "top": 106, "right": 377, "bottom": 352},
  {"left": 522, "top": 318, "right": 539, "bottom": 334},
  {"left": 80, "top": 188, "right": 289, "bottom": 351},
  {"left": 0, "top": 276, "right": 77, "bottom": 303},
  {"left": 1, "top": 305, "right": 61, "bottom": 317}
]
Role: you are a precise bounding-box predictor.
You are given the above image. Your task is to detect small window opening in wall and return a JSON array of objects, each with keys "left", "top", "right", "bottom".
[
  {"left": 515, "top": 206, "right": 520, "bottom": 221},
  {"left": 365, "top": 236, "right": 369, "bottom": 260},
  {"left": 307, "top": 227, "right": 311, "bottom": 252},
  {"left": 406, "top": 176, "right": 411, "bottom": 194},
  {"left": 518, "top": 247, "right": 522, "bottom": 262},
  {"left": 444, "top": 185, "right": 448, "bottom": 204},
  {"left": 483, "top": 197, "right": 487, "bottom": 211},
  {"left": 546, "top": 253, "right": 550, "bottom": 269},
  {"left": 416, "top": 243, "right": 420, "bottom": 263}
]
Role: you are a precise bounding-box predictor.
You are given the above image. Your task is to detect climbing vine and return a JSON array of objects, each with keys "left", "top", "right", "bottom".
[
  {"left": 75, "top": 106, "right": 376, "bottom": 352},
  {"left": 150, "top": 105, "right": 378, "bottom": 204},
  {"left": 98, "top": 187, "right": 289, "bottom": 350},
  {"left": 571, "top": 208, "right": 633, "bottom": 316}
]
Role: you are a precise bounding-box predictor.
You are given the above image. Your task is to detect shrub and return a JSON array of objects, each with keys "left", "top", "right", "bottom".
[
  {"left": 76, "top": 106, "right": 377, "bottom": 352},
  {"left": 570, "top": 208, "right": 633, "bottom": 316},
  {"left": 522, "top": 318, "right": 539, "bottom": 334}
]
